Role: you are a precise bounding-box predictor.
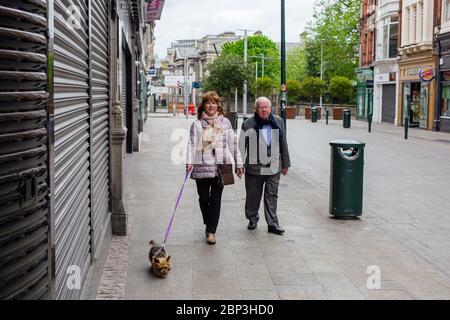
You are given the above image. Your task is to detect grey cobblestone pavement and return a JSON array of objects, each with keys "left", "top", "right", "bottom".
[{"left": 97, "top": 114, "right": 450, "bottom": 300}]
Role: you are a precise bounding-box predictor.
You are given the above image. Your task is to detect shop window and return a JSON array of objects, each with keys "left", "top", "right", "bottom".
[
  {"left": 444, "top": 0, "right": 450, "bottom": 23},
  {"left": 442, "top": 84, "right": 450, "bottom": 117},
  {"left": 379, "top": 16, "right": 399, "bottom": 60}
]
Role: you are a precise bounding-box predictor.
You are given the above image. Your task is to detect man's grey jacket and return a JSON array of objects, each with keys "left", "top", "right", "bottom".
[{"left": 240, "top": 115, "right": 291, "bottom": 176}]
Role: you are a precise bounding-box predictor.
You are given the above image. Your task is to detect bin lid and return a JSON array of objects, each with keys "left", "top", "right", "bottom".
[{"left": 329, "top": 139, "right": 365, "bottom": 148}]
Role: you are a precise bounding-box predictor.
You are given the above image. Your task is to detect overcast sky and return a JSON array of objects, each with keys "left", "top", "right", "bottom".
[{"left": 153, "top": 0, "right": 315, "bottom": 59}]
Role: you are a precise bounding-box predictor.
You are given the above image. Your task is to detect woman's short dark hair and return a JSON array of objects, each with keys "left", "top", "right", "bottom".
[{"left": 197, "top": 91, "right": 225, "bottom": 119}]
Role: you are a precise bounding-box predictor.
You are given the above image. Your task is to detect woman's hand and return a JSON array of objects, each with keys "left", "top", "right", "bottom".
[
  {"left": 236, "top": 168, "right": 244, "bottom": 179},
  {"left": 186, "top": 164, "right": 193, "bottom": 172}
]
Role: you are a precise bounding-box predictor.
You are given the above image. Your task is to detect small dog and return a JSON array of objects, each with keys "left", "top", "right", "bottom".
[{"left": 148, "top": 240, "right": 171, "bottom": 278}]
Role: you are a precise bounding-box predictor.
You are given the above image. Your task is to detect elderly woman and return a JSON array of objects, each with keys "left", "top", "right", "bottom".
[{"left": 186, "top": 91, "right": 244, "bottom": 245}]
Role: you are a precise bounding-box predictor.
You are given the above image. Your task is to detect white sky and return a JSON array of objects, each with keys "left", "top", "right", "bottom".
[{"left": 153, "top": 0, "right": 315, "bottom": 59}]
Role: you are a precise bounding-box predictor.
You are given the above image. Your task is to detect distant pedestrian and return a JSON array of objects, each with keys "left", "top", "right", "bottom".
[
  {"left": 240, "top": 97, "right": 290, "bottom": 235},
  {"left": 186, "top": 91, "right": 244, "bottom": 244}
]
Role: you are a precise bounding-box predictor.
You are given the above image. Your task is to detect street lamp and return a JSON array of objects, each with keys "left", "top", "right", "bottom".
[{"left": 280, "top": 0, "right": 287, "bottom": 131}]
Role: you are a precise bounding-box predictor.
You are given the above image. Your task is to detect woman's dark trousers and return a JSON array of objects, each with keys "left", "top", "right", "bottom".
[{"left": 195, "top": 177, "right": 224, "bottom": 234}]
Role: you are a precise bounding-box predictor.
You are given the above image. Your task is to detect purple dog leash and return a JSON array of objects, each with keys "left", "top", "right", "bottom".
[{"left": 161, "top": 169, "right": 191, "bottom": 248}]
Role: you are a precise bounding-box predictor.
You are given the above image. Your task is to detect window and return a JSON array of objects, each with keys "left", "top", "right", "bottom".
[
  {"left": 389, "top": 21, "right": 398, "bottom": 58},
  {"left": 442, "top": 82, "right": 450, "bottom": 117},
  {"left": 379, "top": 16, "right": 398, "bottom": 59},
  {"left": 411, "top": 5, "right": 416, "bottom": 43},
  {"left": 444, "top": 0, "right": 450, "bottom": 22}
]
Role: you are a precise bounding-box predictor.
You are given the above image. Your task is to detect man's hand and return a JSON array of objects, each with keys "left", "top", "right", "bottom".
[
  {"left": 236, "top": 168, "right": 244, "bottom": 179},
  {"left": 281, "top": 168, "right": 289, "bottom": 176},
  {"left": 186, "top": 164, "right": 193, "bottom": 172}
]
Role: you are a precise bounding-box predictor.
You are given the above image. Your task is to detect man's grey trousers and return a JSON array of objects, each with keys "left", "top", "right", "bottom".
[{"left": 245, "top": 172, "right": 281, "bottom": 227}]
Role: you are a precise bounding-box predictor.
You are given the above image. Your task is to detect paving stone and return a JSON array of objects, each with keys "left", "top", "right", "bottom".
[{"left": 92, "top": 116, "right": 450, "bottom": 300}]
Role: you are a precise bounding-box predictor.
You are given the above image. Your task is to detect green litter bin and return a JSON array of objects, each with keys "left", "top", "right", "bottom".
[
  {"left": 225, "top": 112, "right": 238, "bottom": 130},
  {"left": 311, "top": 107, "right": 318, "bottom": 123},
  {"left": 329, "top": 140, "right": 365, "bottom": 218},
  {"left": 343, "top": 109, "right": 351, "bottom": 128}
]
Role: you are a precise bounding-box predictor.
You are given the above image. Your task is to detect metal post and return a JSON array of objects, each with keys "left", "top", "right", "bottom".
[
  {"left": 404, "top": 115, "right": 409, "bottom": 139},
  {"left": 320, "top": 42, "right": 323, "bottom": 110},
  {"left": 255, "top": 60, "right": 258, "bottom": 80},
  {"left": 184, "top": 57, "right": 188, "bottom": 118},
  {"left": 368, "top": 113, "right": 373, "bottom": 133},
  {"left": 235, "top": 87, "right": 238, "bottom": 112},
  {"left": 262, "top": 53, "right": 265, "bottom": 78},
  {"left": 280, "top": 0, "right": 287, "bottom": 131},
  {"left": 243, "top": 30, "right": 248, "bottom": 119},
  {"left": 326, "top": 108, "right": 329, "bottom": 125}
]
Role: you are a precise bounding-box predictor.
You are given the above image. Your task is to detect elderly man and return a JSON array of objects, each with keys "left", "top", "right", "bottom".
[{"left": 240, "top": 97, "right": 291, "bottom": 235}]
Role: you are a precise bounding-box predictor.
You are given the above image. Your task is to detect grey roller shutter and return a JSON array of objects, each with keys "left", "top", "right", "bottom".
[
  {"left": 121, "top": 45, "right": 132, "bottom": 153},
  {"left": 0, "top": 0, "right": 50, "bottom": 299},
  {"left": 53, "top": 0, "right": 91, "bottom": 300},
  {"left": 121, "top": 50, "right": 127, "bottom": 132},
  {"left": 90, "top": 0, "right": 110, "bottom": 253},
  {"left": 381, "top": 84, "right": 395, "bottom": 124}
]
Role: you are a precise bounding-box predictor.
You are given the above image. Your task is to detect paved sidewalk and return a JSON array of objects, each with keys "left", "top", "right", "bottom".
[{"left": 98, "top": 114, "right": 450, "bottom": 300}]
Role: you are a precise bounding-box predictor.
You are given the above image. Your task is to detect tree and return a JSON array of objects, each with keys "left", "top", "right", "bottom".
[
  {"left": 300, "top": 77, "right": 325, "bottom": 102},
  {"left": 328, "top": 76, "right": 353, "bottom": 103},
  {"left": 252, "top": 77, "right": 275, "bottom": 98},
  {"left": 286, "top": 46, "right": 308, "bottom": 82},
  {"left": 221, "top": 34, "right": 280, "bottom": 81},
  {"left": 202, "top": 54, "right": 254, "bottom": 98},
  {"left": 301, "top": 0, "right": 359, "bottom": 81},
  {"left": 286, "top": 79, "right": 302, "bottom": 105}
]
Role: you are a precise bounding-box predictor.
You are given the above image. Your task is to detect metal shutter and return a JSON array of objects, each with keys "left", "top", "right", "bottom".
[
  {"left": 0, "top": 0, "right": 50, "bottom": 300},
  {"left": 121, "top": 46, "right": 132, "bottom": 153},
  {"left": 53, "top": 0, "right": 91, "bottom": 300},
  {"left": 381, "top": 84, "right": 396, "bottom": 124},
  {"left": 90, "top": 0, "right": 110, "bottom": 254},
  {"left": 121, "top": 49, "right": 127, "bottom": 133}
]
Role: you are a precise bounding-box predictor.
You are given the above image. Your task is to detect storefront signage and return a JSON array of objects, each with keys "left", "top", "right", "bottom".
[
  {"left": 419, "top": 66, "right": 435, "bottom": 82},
  {"left": 443, "top": 70, "right": 450, "bottom": 81},
  {"left": 146, "top": 0, "right": 165, "bottom": 22},
  {"left": 374, "top": 73, "right": 389, "bottom": 84},
  {"left": 408, "top": 68, "right": 420, "bottom": 76}
]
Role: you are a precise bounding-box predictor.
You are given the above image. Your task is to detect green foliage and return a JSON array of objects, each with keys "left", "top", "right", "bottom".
[
  {"left": 286, "top": 79, "right": 302, "bottom": 105},
  {"left": 301, "top": 0, "right": 359, "bottom": 81},
  {"left": 328, "top": 76, "right": 353, "bottom": 103},
  {"left": 286, "top": 46, "right": 307, "bottom": 82},
  {"left": 252, "top": 77, "right": 276, "bottom": 98},
  {"left": 202, "top": 54, "right": 254, "bottom": 97},
  {"left": 222, "top": 35, "right": 280, "bottom": 81},
  {"left": 300, "top": 77, "right": 325, "bottom": 99}
]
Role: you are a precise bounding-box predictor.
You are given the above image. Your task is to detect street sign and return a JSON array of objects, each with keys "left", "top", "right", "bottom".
[
  {"left": 149, "top": 86, "right": 169, "bottom": 94},
  {"left": 281, "top": 84, "right": 286, "bottom": 92},
  {"left": 164, "top": 75, "right": 185, "bottom": 88},
  {"left": 192, "top": 81, "right": 201, "bottom": 89},
  {"left": 148, "top": 67, "right": 156, "bottom": 76}
]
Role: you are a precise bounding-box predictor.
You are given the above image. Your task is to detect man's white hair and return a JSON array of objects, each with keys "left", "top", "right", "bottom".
[{"left": 255, "top": 96, "right": 272, "bottom": 109}]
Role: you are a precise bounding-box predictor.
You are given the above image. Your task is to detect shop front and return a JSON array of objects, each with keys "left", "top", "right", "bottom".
[
  {"left": 436, "top": 33, "right": 450, "bottom": 132},
  {"left": 397, "top": 58, "right": 436, "bottom": 130},
  {"left": 355, "top": 67, "right": 374, "bottom": 120}
]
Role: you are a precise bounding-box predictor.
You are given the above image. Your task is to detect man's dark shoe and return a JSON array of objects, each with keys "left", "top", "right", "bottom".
[
  {"left": 268, "top": 225, "right": 285, "bottom": 235},
  {"left": 247, "top": 221, "right": 257, "bottom": 230}
]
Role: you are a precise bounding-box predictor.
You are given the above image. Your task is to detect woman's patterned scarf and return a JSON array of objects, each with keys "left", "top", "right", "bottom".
[{"left": 198, "top": 112, "right": 223, "bottom": 151}]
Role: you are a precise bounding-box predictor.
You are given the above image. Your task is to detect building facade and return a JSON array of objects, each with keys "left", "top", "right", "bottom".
[
  {"left": 373, "top": 0, "right": 399, "bottom": 124},
  {"left": 0, "top": 0, "right": 160, "bottom": 300},
  {"left": 397, "top": 0, "right": 436, "bottom": 130},
  {"left": 356, "top": 0, "right": 377, "bottom": 120},
  {"left": 435, "top": 0, "right": 450, "bottom": 132}
]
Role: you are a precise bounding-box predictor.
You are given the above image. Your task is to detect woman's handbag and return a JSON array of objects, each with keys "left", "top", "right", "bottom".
[
  {"left": 217, "top": 140, "right": 235, "bottom": 187},
  {"left": 218, "top": 163, "right": 234, "bottom": 187}
]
